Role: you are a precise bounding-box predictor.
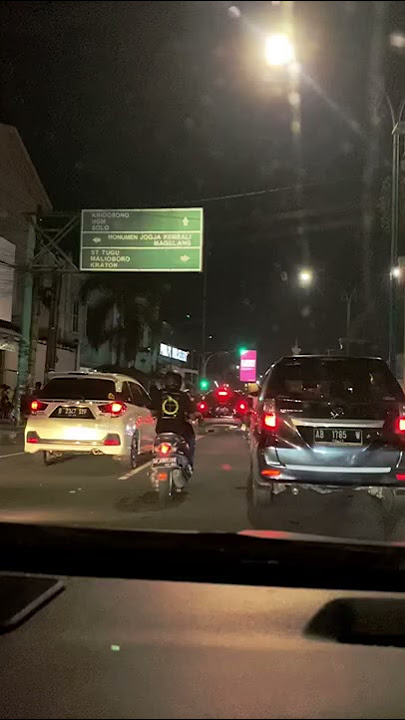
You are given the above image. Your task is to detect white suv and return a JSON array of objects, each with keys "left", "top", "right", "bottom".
[{"left": 25, "top": 372, "right": 156, "bottom": 467}]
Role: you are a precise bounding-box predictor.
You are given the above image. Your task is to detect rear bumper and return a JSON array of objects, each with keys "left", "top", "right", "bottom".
[
  {"left": 256, "top": 451, "right": 405, "bottom": 488},
  {"left": 200, "top": 417, "right": 242, "bottom": 427},
  {"left": 24, "top": 439, "right": 127, "bottom": 457}
]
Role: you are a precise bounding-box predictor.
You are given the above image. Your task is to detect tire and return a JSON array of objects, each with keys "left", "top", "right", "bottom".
[
  {"left": 158, "top": 472, "right": 172, "bottom": 508},
  {"left": 33, "top": 450, "right": 57, "bottom": 466},
  {"left": 43, "top": 451, "right": 53, "bottom": 466},
  {"left": 119, "top": 433, "right": 138, "bottom": 471},
  {"left": 247, "top": 466, "right": 276, "bottom": 528}
]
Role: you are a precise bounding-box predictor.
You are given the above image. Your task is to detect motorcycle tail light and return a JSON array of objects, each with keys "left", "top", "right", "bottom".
[
  {"left": 197, "top": 401, "right": 207, "bottom": 412},
  {"left": 157, "top": 442, "right": 172, "bottom": 456}
]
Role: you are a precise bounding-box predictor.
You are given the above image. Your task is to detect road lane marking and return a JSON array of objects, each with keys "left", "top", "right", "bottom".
[
  {"left": 0, "top": 451, "right": 25, "bottom": 460},
  {"left": 119, "top": 461, "right": 152, "bottom": 481}
]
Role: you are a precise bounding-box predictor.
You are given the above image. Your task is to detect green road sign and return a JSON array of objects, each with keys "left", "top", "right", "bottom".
[{"left": 80, "top": 208, "right": 203, "bottom": 272}]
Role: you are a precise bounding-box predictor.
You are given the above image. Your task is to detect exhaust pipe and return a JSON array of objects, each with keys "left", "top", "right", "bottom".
[{"left": 92, "top": 449, "right": 104, "bottom": 455}]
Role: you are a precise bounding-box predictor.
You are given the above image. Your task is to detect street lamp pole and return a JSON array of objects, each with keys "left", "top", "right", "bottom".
[
  {"left": 387, "top": 97, "right": 405, "bottom": 372},
  {"left": 201, "top": 351, "right": 230, "bottom": 379},
  {"left": 341, "top": 289, "right": 356, "bottom": 340}
]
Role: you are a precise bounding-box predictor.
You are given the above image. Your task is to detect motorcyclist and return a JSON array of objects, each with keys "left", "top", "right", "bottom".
[{"left": 151, "top": 371, "right": 196, "bottom": 468}]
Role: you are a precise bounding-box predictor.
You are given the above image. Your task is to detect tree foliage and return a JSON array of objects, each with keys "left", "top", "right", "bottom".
[{"left": 81, "top": 274, "right": 165, "bottom": 366}]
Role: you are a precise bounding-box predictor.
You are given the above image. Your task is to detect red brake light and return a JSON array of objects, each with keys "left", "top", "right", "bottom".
[
  {"left": 397, "top": 473, "right": 405, "bottom": 481},
  {"left": 261, "top": 468, "right": 281, "bottom": 478},
  {"left": 103, "top": 434, "right": 121, "bottom": 446},
  {"left": 197, "top": 401, "right": 207, "bottom": 412},
  {"left": 218, "top": 390, "right": 228, "bottom": 397},
  {"left": 30, "top": 400, "right": 47, "bottom": 413},
  {"left": 263, "top": 412, "right": 277, "bottom": 429},
  {"left": 237, "top": 402, "right": 247, "bottom": 412},
  {"left": 100, "top": 402, "right": 126, "bottom": 417},
  {"left": 398, "top": 416, "right": 405, "bottom": 433},
  {"left": 26, "top": 431, "right": 39, "bottom": 444},
  {"left": 157, "top": 442, "right": 172, "bottom": 456}
]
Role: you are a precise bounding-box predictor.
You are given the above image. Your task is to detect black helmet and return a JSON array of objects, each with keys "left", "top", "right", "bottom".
[{"left": 164, "top": 371, "right": 182, "bottom": 392}]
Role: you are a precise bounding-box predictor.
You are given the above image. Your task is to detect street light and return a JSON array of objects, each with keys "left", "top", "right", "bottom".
[
  {"left": 265, "top": 33, "right": 295, "bottom": 67},
  {"left": 391, "top": 266, "right": 402, "bottom": 280},
  {"left": 298, "top": 268, "right": 314, "bottom": 287}
]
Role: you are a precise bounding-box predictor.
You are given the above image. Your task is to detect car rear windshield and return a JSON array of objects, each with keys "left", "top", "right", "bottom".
[
  {"left": 266, "top": 358, "right": 405, "bottom": 402},
  {"left": 39, "top": 377, "right": 116, "bottom": 401}
]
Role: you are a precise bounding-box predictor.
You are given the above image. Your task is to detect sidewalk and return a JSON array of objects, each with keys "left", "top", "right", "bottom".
[{"left": 0, "top": 420, "right": 25, "bottom": 446}]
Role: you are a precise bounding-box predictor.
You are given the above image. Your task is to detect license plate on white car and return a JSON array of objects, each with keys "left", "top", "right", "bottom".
[{"left": 51, "top": 406, "right": 93, "bottom": 419}]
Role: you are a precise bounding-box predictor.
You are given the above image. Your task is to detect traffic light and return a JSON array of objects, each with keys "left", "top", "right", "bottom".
[
  {"left": 199, "top": 378, "right": 210, "bottom": 391},
  {"left": 238, "top": 346, "right": 248, "bottom": 356}
]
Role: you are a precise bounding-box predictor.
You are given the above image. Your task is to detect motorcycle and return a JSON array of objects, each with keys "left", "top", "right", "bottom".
[{"left": 150, "top": 432, "right": 192, "bottom": 507}]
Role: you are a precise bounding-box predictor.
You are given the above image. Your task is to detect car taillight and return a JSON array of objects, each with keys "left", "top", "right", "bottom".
[
  {"left": 100, "top": 402, "right": 127, "bottom": 417},
  {"left": 262, "top": 400, "right": 277, "bottom": 430},
  {"left": 103, "top": 434, "right": 121, "bottom": 446},
  {"left": 218, "top": 391, "right": 228, "bottom": 397},
  {"left": 197, "top": 401, "right": 207, "bottom": 412},
  {"left": 26, "top": 431, "right": 39, "bottom": 444},
  {"left": 30, "top": 400, "right": 48, "bottom": 413},
  {"left": 261, "top": 468, "right": 281, "bottom": 477},
  {"left": 263, "top": 412, "right": 277, "bottom": 429},
  {"left": 237, "top": 401, "right": 247, "bottom": 412},
  {"left": 157, "top": 442, "right": 172, "bottom": 455},
  {"left": 397, "top": 416, "right": 405, "bottom": 433}
]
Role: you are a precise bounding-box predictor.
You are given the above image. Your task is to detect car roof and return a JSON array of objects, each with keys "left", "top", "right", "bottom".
[
  {"left": 278, "top": 355, "right": 383, "bottom": 362},
  {"left": 262, "top": 355, "right": 387, "bottom": 378},
  {"left": 47, "top": 371, "right": 143, "bottom": 386}
]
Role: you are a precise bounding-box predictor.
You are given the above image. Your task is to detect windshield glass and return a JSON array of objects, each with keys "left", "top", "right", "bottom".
[
  {"left": 268, "top": 358, "right": 405, "bottom": 402},
  {"left": 2, "top": 0, "right": 405, "bottom": 550},
  {"left": 39, "top": 378, "right": 116, "bottom": 401}
]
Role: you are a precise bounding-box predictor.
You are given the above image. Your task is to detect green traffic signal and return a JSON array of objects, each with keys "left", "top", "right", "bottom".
[
  {"left": 199, "top": 378, "right": 210, "bottom": 391},
  {"left": 239, "top": 346, "right": 248, "bottom": 355}
]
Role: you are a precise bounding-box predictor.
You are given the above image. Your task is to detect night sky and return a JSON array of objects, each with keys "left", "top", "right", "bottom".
[{"left": 1, "top": 1, "right": 405, "bottom": 372}]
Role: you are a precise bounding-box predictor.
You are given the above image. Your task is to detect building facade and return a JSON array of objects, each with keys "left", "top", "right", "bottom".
[{"left": 0, "top": 123, "right": 81, "bottom": 390}]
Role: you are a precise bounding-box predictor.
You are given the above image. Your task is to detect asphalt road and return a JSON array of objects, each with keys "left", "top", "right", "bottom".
[{"left": 1, "top": 428, "right": 405, "bottom": 541}]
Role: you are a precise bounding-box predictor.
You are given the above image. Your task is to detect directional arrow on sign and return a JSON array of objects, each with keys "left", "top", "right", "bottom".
[
  {"left": 180, "top": 255, "right": 190, "bottom": 263},
  {"left": 93, "top": 237, "right": 101, "bottom": 244},
  {"left": 182, "top": 217, "right": 189, "bottom": 227}
]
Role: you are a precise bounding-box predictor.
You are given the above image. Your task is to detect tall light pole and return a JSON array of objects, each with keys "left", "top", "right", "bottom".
[
  {"left": 201, "top": 350, "right": 231, "bottom": 379},
  {"left": 341, "top": 289, "right": 356, "bottom": 340},
  {"left": 387, "top": 97, "right": 405, "bottom": 372}
]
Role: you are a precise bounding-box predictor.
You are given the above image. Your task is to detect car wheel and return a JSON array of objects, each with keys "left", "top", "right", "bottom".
[
  {"left": 120, "top": 433, "right": 138, "bottom": 471},
  {"left": 247, "top": 464, "right": 280, "bottom": 528},
  {"left": 43, "top": 451, "right": 54, "bottom": 466}
]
